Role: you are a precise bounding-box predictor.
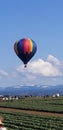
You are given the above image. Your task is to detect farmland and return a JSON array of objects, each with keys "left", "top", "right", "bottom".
[
  {"left": 0, "top": 96, "right": 63, "bottom": 113},
  {"left": 0, "top": 96, "right": 63, "bottom": 129}
]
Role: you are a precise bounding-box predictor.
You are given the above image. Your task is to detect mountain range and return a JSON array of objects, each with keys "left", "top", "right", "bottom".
[{"left": 0, "top": 84, "right": 63, "bottom": 96}]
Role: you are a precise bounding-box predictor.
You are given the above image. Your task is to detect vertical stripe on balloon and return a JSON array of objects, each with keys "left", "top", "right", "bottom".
[
  {"left": 28, "top": 39, "right": 33, "bottom": 53},
  {"left": 22, "top": 39, "right": 29, "bottom": 54},
  {"left": 22, "top": 39, "right": 33, "bottom": 54},
  {"left": 14, "top": 41, "right": 19, "bottom": 55}
]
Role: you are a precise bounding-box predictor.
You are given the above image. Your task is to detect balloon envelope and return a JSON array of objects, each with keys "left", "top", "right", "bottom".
[{"left": 14, "top": 38, "right": 37, "bottom": 67}]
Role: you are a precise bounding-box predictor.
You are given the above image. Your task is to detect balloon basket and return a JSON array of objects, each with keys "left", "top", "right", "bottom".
[{"left": 24, "top": 64, "right": 27, "bottom": 68}]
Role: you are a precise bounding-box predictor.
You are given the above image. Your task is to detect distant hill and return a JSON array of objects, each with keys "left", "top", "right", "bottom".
[{"left": 0, "top": 84, "right": 63, "bottom": 96}]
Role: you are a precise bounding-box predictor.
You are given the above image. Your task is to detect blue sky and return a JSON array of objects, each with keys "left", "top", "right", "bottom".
[{"left": 0, "top": 0, "right": 63, "bottom": 88}]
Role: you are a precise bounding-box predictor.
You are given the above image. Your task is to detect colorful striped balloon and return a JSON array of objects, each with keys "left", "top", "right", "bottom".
[{"left": 14, "top": 38, "right": 37, "bottom": 67}]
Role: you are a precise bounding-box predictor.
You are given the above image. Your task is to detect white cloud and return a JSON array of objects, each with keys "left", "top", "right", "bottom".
[
  {"left": 28, "top": 59, "right": 62, "bottom": 76},
  {"left": 47, "top": 55, "right": 61, "bottom": 65},
  {"left": 0, "top": 70, "right": 8, "bottom": 76},
  {"left": 0, "top": 55, "right": 63, "bottom": 87},
  {"left": 16, "top": 56, "right": 62, "bottom": 77}
]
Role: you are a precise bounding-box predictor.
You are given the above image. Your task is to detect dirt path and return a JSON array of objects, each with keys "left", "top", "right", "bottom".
[{"left": 0, "top": 107, "right": 63, "bottom": 117}]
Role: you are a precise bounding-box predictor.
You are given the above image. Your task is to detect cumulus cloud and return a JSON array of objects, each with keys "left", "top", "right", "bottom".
[
  {"left": 47, "top": 55, "right": 61, "bottom": 65},
  {"left": 0, "top": 70, "right": 8, "bottom": 76},
  {"left": 28, "top": 59, "right": 62, "bottom": 76},
  {"left": 16, "top": 55, "right": 62, "bottom": 77},
  {"left": 0, "top": 55, "right": 63, "bottom": 87}
]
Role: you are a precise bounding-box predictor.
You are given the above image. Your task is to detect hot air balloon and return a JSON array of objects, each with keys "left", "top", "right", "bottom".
[{"left": 14, "top": 38, "right": 37, "bottom": 67}]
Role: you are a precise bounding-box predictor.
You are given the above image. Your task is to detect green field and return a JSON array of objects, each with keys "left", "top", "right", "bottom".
[
  {"left": 0, "top": 110, "right": 63, "bottom": 130},
  {"left": 0, "top": 97, "right": 63, "bottom": 130},
  {"left": 0, "top": 96, "right": 63, "bottom": 113}
]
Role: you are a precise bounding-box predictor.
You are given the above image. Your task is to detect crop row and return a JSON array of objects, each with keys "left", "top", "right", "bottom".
[
  {"left": 0, "top": 97, "right": 63, "bottom": 113},
  {"left": 0, "top": 110, "right": 63, "bottom": 130}
]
